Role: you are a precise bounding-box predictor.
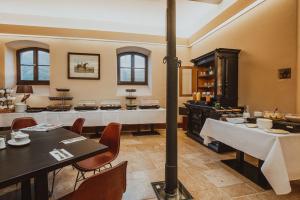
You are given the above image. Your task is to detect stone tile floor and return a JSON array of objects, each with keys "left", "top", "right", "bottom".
[{"left": 1, "top": 129, "right": 300, "bottom": 200}]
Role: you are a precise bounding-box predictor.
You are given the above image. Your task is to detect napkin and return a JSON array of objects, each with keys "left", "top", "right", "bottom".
[
  {"left": 21, "top": 123, "right": 63, "bottom": 132},
  {"left": 49, "top": 149, "right": 73, "bottom": 161},
  {"left": 60, "top": 136, "right": 86, "bottom": 144}
]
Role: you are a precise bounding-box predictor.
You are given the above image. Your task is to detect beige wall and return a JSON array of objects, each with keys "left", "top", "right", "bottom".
[
  {"left": 0, "top": 36, "right": 191, "bottom": 108},
  {"left": 0, "top": 42, "right": 4, "bottom": 88},
  {"left": 190, "top": 0, "right": 297, "bottom": 113},
  {"left": 0, "top": 0, "right": 298, "bottom": 114},
  {"left": 4, "top": 47, "right": 16, "bottom": 88},
  {"left": 297, "top": 0, "right": 300, "bottom": 113}
]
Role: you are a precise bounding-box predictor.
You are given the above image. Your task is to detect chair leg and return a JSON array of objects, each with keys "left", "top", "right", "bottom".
[
  {"left": 74, "top": 171, "right": 80, "bottom": 191},
  {"left": 80, "top": 171, "right": 86, "bottom": 180},
  {"left": 50, "top": 170, "right": 56, "bottom": 196},
  {"left": 74, "top": 171, "right": 86, "bottom": 191},
  {"left": 49, "top": 168, "right": 63, "bottom": 196}
]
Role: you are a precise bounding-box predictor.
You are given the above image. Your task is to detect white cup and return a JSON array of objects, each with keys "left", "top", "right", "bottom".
[
  {"left": 14, "top": 133, "right": 29, "bottom": 143},
  {"left": 0, "top": 137, "right": 6, "bottom": 149},
  {"left": 10, "top": 132, "right": 16, "bottom": 140}
]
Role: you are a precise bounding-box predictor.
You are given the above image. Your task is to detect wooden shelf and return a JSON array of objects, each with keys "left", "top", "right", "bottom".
[
  {"left": 198, "top": 86, "right": 214, "bottom": 89},
  {"left": 49, "top": 97, "right": 73, "bottom": 101},
  {"left": 126, "top": 96, "right": 137, "bottom": 100},
  {"left": 198, "top": 74, "right": 214, "bottom": 79},
  {"left": 56, "top": 88, "right": 70, "bottom": 92}
]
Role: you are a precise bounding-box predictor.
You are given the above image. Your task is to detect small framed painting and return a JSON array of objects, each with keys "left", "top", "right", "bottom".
[{"left": 68, "top": 52, "right": 100, "bottom": 80}]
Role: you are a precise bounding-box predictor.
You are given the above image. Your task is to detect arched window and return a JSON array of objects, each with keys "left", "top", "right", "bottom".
[
  {"left": 116, "top": 46, "right": 151, "bottom": 85},
  {"left": 117, "top": 52, "right": 148, "bottom": 85},
  {"left": 17, "top": 47, "right": 50, "bottom": 85}
]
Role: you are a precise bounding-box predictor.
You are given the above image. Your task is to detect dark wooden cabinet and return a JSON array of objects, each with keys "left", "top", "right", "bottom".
[
  {"left": 191, "top": 48, "right": 240, "bottom": 107},
  {"left": 185, "top": 48, "right": 240, "bottom": 153},
  {"left": 185, "top": 102, "right": 235, "bottom": 153}
]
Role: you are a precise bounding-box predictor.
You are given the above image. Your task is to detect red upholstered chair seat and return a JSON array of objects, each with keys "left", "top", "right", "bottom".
[
  {"left": 74, "top": 151, "right": 115, "bottom": 172},
  {"left": 70, "top": 118, "right": 85, "bottom": 135},
  {"left": 59, "top": 161, "right": 127, "bottom": 200},
  {"left": 11, "top": 117, "right": 37, "bottom": 131}
]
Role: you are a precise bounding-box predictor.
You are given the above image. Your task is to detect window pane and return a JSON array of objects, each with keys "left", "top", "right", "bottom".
[
  {"left": 120, "top": 55, "right": 131, "bottom": 68},
  {"left": 38, "top": 51, "right": 50, "bottom": 65},
  {"left": 38, "top": 65, "right": 50, "bottom": 81},
  {"left": 134, "top": 55, "right": 146, "bottom": 69},
  {"left": 21, "top": 65, "right": 34, "bottom": 80},
  {"left": 120, "top": 68, "right": 131, "bottom": 82},
  {"left": 20, "top": 50, "right": 34, "bottom": 65},
  {"left": 134, "top": 69, "right": 145, "bottom": 82}
]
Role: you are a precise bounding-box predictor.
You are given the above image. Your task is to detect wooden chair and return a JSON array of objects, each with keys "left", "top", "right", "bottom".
[
  {"left": 59, "top": 161, "right": 127, "bottom": 200},
  {"left": 70, "top": 118, "right": 85, "bottom": 134},
  {"left": 73, "top": 122, "right": 122, "bottom": 190},
  {"left": 50, "top": 118, "right": 86, "bottom": 195},
  {"left": 11, "top": 117, "right": 37, "bottom": 131}
]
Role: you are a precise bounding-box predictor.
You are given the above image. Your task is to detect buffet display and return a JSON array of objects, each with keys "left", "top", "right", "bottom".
[
  {"left": 221, "top": 108, "right": 300, "bottom": 133},
  {"left": 0, "top": 88, "right": 16, "bottom": 113},
  {"left": 8, "top": 87, "right": 162, "bottom": 112},
  {"left": 99, "top": 99, "right": 122, "bottom": 110},
  {"left": 48, "top": 88, "right": 73, "bottom": 111},
  {"left": 125, "top": 89, "right": 137, "bottom": 110},
  {"left": 139, "top": 99, "right": 160, "bottom": 109},
  {"left": 74, "top": 100, "right": 98, "bottom": 111}
]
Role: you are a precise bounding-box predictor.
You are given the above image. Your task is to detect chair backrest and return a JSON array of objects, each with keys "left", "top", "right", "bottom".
[
  {"left": 72, "top": 161, "right": 127, "bottom": 200},
  {"left": 100, "top": 122, "right": 122, "bottom": 160},
  {"left": 11, "top": 117, "right": 37, "bottom": 131},
  {"left": 70, "top": 118, "right": 85, "bottom": 134}
]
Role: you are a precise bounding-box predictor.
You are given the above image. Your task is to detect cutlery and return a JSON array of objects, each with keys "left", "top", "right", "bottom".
[
  {"left": 58, "top": 149, "right": 69, "bottom": 158},
  {"left": 54, "top": 151, "right": 64, "bottom": 159}
]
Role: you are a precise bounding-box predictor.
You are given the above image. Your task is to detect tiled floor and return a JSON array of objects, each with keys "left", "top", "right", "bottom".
[{"left": 2, "top": 129, "right": 300, "bottom": 200}]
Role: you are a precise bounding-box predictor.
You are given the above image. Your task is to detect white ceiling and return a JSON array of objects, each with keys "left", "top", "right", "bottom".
[{"left": 0, "top": 0, "right": 236, "bottom": 38}]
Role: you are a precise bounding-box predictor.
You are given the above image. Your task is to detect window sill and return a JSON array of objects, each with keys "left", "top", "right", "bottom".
[
  {"left": 117, "top": 82, "right": 148, "bottom": 86},
  {"left": 17, "top": 81, "right": 50, "bottom": 86}
]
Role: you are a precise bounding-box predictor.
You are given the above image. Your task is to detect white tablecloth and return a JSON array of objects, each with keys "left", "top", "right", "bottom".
[
  {"left": 200, "top": 119, "right": 300, "bottom": 195},
  {"left": 0, "top": 108, "right": 166, "bottom": 127}
]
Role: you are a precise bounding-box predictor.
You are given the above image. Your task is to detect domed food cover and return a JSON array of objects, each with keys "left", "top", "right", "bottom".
[
  {"left": 139, "top": 99, "right": 160, "bottom": 109},
  {"left": 99, "top": 99, "right": 122, "bottom": 110},
  {"left": 74, "top": 100, "right": 98, "bottom": 111}
]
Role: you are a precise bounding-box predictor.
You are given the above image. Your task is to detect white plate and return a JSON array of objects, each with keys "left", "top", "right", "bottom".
[
  {"left": 264, "top": 129, "right": 290, "bottom": 134},
  {"left": 245, "top": 123, "right": 258, "bottom": 128},
  {"left": 226, "top": 117, "right": 245, "bottom": 124},
  {"left": 7, "top": 139, "right": 31, "bottom": 146}
]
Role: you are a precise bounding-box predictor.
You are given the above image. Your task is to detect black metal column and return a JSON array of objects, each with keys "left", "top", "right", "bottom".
[
  {"left": 151, "top": 1, "right": 193, "bottom": 199},
  {"left": 165, "top": 0, "right": 178, "bottom": 196}
]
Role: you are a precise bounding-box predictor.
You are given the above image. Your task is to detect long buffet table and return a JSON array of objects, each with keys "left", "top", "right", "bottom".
[
  {"left": 0, "top": 108, "right": 166, "bottom": 127},
  {"left": 200, "top": 119, "right": 300, "bottom": 195}
]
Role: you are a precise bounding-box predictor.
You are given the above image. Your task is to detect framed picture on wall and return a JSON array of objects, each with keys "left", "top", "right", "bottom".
[{"left": 68, "top": 52, "right": 100, "bottom": 80}]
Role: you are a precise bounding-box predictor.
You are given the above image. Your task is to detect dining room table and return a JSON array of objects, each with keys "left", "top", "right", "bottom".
[
  {"left": 0, "top": 127, "right": 108, "bottom": 200},
  {"left": 200, "top": 118, "right": 300, "bottom": 195}
]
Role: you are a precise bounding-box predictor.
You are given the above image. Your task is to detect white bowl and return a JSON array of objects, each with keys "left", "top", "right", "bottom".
[{"left": 257, "top": 118, "right": 273, "bottom": 129}]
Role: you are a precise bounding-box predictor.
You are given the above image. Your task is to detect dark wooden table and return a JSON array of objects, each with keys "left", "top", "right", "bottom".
[{"left": 0, "top": 128, "right": 108, "bottom": 200}]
